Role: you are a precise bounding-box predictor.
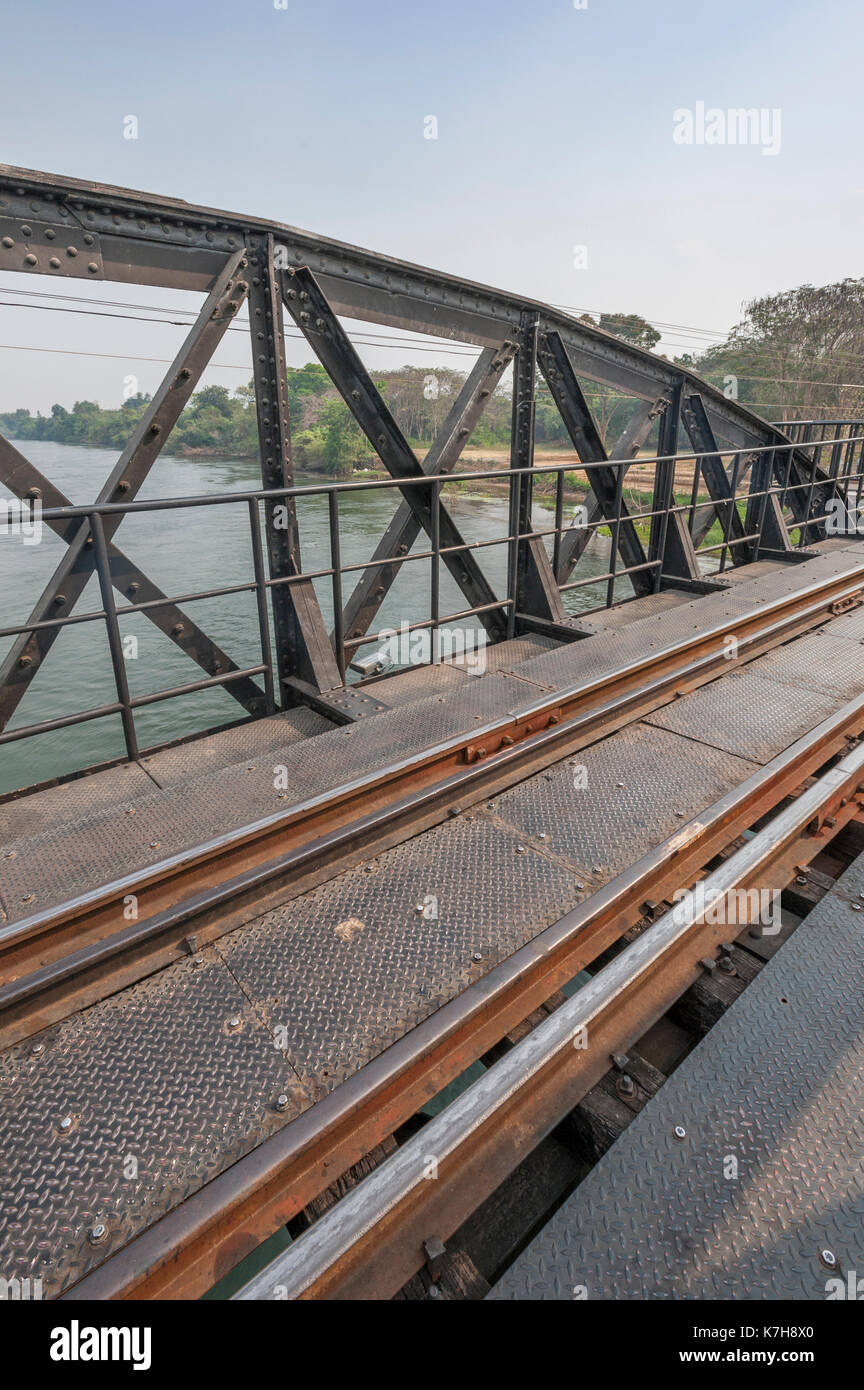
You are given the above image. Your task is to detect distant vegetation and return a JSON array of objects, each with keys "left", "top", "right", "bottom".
[
  {"left": 672, "top": 278, "right": 864, "bottom": 423},
  {"left": 4, "top": 283, "right": 856, "bottom": 475},
  {"left": 0, "top": 364, "right": 581, "bottom": 477}
]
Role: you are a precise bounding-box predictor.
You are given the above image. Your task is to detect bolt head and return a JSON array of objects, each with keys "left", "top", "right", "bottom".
[
  {"left": 820, "top": 1248, "right": 838, "bottom": 1269},
  {"left": 88, "top": 1223, "right": 108, "bottom": 1246},
  {"left": 673, "top": 1125, "right": 687, "bottom": 1141},
  {"left": 275, "top": 1093, "right": 290, "bottom": 1113}
]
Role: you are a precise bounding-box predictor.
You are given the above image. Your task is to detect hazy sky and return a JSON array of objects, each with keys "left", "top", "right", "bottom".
[{"left": 1, "top": 0, "right": 862, "bottom": 414}]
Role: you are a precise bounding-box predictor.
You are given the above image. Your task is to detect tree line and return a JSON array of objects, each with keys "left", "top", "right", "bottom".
[{"left": 3, "top": 281, "right": 860, "bottom": 472}]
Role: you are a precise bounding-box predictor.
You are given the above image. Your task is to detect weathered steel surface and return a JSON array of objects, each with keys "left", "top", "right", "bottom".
[
  {"left": 0, "top": 949, "right": 310, "bottom": 1299},
  {"left": 645, "top": 669, "right": 840, "bottom": 764},
  {"left": 489, "top": 853, "right": 864, "bottom": 1301},
  {"left": 489, "top": 723, "right": 758, "bottom": 881},
  {"left": 217, "top": 811, "right": 587, "bottom": 1095}
]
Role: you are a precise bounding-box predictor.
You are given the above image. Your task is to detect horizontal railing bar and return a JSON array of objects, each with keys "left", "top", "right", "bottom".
[
  {"left": 14, "top": 435, "right": 863, "bottom": 524},
  {"left": 0, "top": 666, "right": 268, "bottom": 746}
]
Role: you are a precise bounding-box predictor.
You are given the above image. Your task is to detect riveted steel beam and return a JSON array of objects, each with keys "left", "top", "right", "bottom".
[
  {"left": 508, "top": 314, "right": 565, "bottom": 629},
  {"left": 247, "top": 235, "right": 342, "bottom": 693},
  {"left": 647, "top": 380, "right": 700, "bottom": 583},
  {"left": 681, "top": 393, "right": 754, "bottom": 563},
  {"left": 538, "top": 330, "right": 654, "bottom": 596},
  {"left": 0, "top": 436, "right": 266, "bottom": 714},
  {"left": 0, "top": 249, "right": 250, "bottom": 734},
  {"left": 0, "top": 165, "right": 842, "bottom": 470},
  {"left": 554, "top": 397, "right": 668, "bottom": 584},
  {"left": 281, "top": 265, "right": 508, "bottom": 642},
  {"left": 339, "top": 343, "right": 516, "bottom": 646}
]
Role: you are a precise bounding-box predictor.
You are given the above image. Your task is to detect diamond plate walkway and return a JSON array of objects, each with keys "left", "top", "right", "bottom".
[{"left": 489, "top": 852, "right": 864, "bottom": 1301}]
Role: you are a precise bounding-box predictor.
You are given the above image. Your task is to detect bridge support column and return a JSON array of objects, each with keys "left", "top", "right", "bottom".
[
  {"left": 247, "top": 235, "right": 342, "bottom": 694},
  {"left": 508, "top": 314, "right": 566, "bottom": 636}
]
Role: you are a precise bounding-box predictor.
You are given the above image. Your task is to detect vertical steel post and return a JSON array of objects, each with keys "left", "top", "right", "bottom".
[
  {"left": 248, "top": 498, "right": 277, "bottom": 716},
  {"left": 248, "top": 235, "right": 341, "bottom": 695},
  {"left": 90, "top": 511, "right": 139, "bottom": 761},
  {"left": 648, "top": 381, "right": 682, "bottom": 591},
  {"left": 552, "top": 468, "right": 565, "bottom": 580},
  {"left": 430, "top": 478, "right": 441, "bottom": 665},
  {"left": 606, "top": 461, "right": 625, "bottom": 609},
  {"left": 509, "top": 313, "right": 540, "bottom": 629},
  {"left": 328, "top": 491, "right": 346, "bottom": 683}
]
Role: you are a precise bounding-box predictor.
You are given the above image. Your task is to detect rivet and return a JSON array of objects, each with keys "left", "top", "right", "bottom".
[
  {"left": 66, "top": 245, "right": 78, "bottom": 256},
  {"left": 24, "top": 253, "right": 37, "bottom": 266},
  {"left": 228, "top": 1014, "right": 242, "bottom": 1030},
  {"left": 1, "top": 236, "right": 13, "bottom": 248},
  {"left": 87, "top": 262, "right": 99, "bottom": 274},
  {"left": 49, "top": 256, "right": 60, "bottom": 269},
  {"left": 21, "top": 224, "right": 32, "bottom": 236}
]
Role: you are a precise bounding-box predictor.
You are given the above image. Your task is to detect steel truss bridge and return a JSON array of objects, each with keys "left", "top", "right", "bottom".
[{"left": 2, "top": 167, "right": 864, "bottom": 1302}]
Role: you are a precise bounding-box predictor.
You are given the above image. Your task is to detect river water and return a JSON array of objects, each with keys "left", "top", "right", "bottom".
[{"left": 0, "top": 442, "right": 622, "bottom": 797}]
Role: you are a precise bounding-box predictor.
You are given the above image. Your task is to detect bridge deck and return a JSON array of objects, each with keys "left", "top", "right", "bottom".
[
  {"left": 3, "top": 544, "right": 864, "bottom": 924},
  {"left": 2, "top": 543, "right": 864, "bottom": 1296},
  {"left": 488, "top": 846, "right": 864, "bottom": 1302}
]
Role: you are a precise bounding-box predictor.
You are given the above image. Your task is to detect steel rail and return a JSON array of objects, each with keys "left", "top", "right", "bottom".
[
  {"left": 3, "top": 559, "right": 863, "bottom": 1049},
  {"left": 59, "top": 683, "right": 864, "bottom": 1302},
  {"left": 236, "top": 741, "right": 864, "bottom": 1301}
]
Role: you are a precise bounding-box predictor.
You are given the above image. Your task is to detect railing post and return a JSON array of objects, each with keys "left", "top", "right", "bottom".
[
  {"left": 328, "top": 491, "right": 346, "bottom": 683},
  {"left": 430, "top": 478, "right": 441, "bottom": 664},
  {"left": 648, "top": 379, "right": 683, "bottom": 589},
  {"left": 90, "top": 511, "right": 139, "bottom": 762},
  {"left": 247, "top": 498, "right": 277, "bottom": 716}
]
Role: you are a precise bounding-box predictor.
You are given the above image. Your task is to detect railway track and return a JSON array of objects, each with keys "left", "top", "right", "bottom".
[
  {"left": 35, "top": 567, "right": 864, "bottom": 1299},
  {"left": 234, "top": 736, "right": 864, "bottom": 1300}
]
